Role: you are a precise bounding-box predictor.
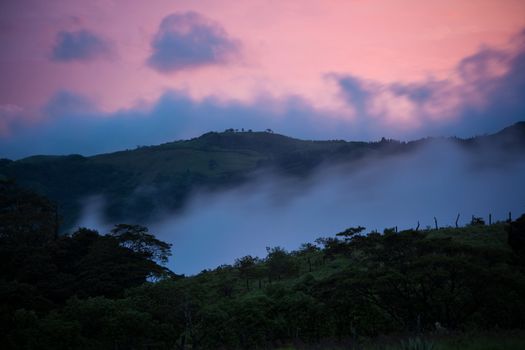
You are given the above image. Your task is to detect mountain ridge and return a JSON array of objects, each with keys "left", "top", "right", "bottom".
[{"left": 1, "top": 121, "right": 524, "bottom": 229}]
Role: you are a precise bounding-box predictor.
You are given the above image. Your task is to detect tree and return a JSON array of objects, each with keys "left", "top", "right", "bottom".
[
  {"left": 234, "top": 255, "right": 259, "bottom": 290},
  {"left": 507, "top": 214, "right": 525, "bottom": 257},
  {"left": 266, "top": 247, "right": 298, "bottom": 281},
  {"left": 336, "top": 226, "right": 366, "bottom": 240},
  {"left": 214, "top": 264, "right": 237, "bottom": 297},
  {"left": 0, "top": 180, "right": 58, "bottom": 246},
  {"left": 109, "top": 224, "right": 172, "bottom": 265},
  {"left": 315, "top": 236, "right": 347, "bottom": 260},
  {"left": 296, "top": 243, "right": 320, "bottom": 272}
]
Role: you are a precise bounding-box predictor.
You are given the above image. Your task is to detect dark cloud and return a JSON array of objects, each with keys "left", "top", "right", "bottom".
[
  {"left": 43, "top": 90, "right": 97, "bottom": 117},
  {"left": 337, "top": 75, "right": 369, "bottom": 114},
  {"left": 147, "top": 11, "right": 239, "bottom": 72},
  {"left": 457, "top": 48, "right": 508, "bottom": 83},
  {"left": 474, "top": 42, "right": 525, "bottom": 134},
  {"left": 334, "top": 30, "right": 525, "bottom": 138},
  {"left": 0, "top": 104, "right": 24, "bottom": 136},
  {"left": 51, "top": 29, "right": 113, "bottom": 62},
  {"left": 0, "top": 91, "right": 346, "bottom": 159},
  {"left": 389, "top": 81, "right": 445, "bottom": 104}
]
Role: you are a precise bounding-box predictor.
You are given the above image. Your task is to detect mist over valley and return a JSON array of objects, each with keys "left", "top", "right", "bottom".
[{"left": 3, "top": 123, "right": 523, "bottom": 274}]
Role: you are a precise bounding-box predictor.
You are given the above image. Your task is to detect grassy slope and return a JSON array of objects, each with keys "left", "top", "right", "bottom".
[
  {"left": 184, "top": 222, "right": 521, "bottom": 349},
  {"left": 162, "top": 223, "right": 507, "bottom": 309}
]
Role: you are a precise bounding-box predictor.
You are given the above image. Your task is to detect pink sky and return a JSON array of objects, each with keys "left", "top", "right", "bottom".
[{"left": 1, "top": 0, "right": 525, "bottom": 155}]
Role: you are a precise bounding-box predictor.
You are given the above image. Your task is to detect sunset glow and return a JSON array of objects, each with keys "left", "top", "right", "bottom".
[{"left": 1, "top": 0, "right": 524, "bottom": 157}]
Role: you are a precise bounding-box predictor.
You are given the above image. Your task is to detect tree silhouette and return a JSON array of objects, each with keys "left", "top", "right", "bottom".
[
  {"left": 234, "top": 255, "right": 258, "bottom": 290},
  {"left": 109, "top": 224, "right": 172, "bottom": 265},
  {"left": 336, "top": 226, "right": 366, "bottom": 240},
  {"left": 0, "top": 180, "right": 58, "bottom": 246},
  {"left": 266, "top": 246, "right": 298, "bottom": 281}
]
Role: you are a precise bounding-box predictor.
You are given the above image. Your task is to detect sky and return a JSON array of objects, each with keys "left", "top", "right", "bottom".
[{"left": 1, "top": 0, "right": 525, "bottom": 159}]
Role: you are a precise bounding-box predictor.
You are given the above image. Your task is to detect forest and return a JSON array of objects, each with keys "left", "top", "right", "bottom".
[{"left": 1, "top": 179, "right": 525, "bottom": 349}]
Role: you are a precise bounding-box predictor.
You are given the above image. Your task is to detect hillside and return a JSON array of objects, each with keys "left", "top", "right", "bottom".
[{"left": 1, "top": 122, "right": 524, "bottom": 229}]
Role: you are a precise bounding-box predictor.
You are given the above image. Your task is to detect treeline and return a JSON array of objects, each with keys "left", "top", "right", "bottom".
[{"left": 1, "top": 180, "right": 525, "bottom": 349}]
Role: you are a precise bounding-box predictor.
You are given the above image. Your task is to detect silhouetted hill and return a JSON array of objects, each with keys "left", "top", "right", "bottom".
[
  {"left": 1, "top": 122, "right": 524, "bottom": 229},
  {"left": 476, "top": 120, "right": 525, "bottom": 149}
]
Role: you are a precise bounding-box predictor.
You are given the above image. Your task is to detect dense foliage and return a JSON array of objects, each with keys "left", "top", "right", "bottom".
[{"left": 1, "top": 180, "right": 525, "bottom": 349}]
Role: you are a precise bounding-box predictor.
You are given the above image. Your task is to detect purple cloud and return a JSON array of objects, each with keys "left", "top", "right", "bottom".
[
  {"left": 147, "top": 11, "right": 239, "bottom": 73},
  {"left": 1, "top": 31, "right": 524, "bottom": 160},
  {"left": 0, "top": 90, "right": 339, "bottom": 159},
  {"left": 334, "top": 29, "right": 525, "bottom": 137},
  {"left": 43, "top": 90, "right": 97, "bottom": 117},
  {"left": 51, "top": 29, "right": 113, "bottom": 62}
]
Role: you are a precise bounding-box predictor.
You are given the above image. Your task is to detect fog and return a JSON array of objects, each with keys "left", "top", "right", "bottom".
[{"left": 77, "top": 139, "right": 525, "bottom": 275}]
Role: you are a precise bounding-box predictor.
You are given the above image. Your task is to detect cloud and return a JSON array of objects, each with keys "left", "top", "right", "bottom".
[
  {"left": 1, "top": 30, "right": 524, "bottom": 160},
  {"left": 43, "top": 90, "right": 98, "bottom": 117},
  {"left": 51, "top": 29, "right": 114, "bottom": 62},
  {"left": 76, "top": 138, "right": 525, "bottom": 274},
  {"left": 0, "top": 104, "right": 24, "bottom": 137},
  {"left": 0, "top": 90, "right": 341, "bottom": 159},
  {"left": 333, "top": 30, "right": 525, "bottom": 137},
  {"left": 147, "top": 11, "right": 239, "bottom": 73}
]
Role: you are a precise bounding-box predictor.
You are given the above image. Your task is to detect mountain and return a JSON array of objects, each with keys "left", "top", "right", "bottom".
[{"left": 1, "top": 122, "right": 524, "bottom": 229}]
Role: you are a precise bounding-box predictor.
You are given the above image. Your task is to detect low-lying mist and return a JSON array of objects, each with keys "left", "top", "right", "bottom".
[{"left": 77, "top": 139, "right": 525, "bottom": 275}]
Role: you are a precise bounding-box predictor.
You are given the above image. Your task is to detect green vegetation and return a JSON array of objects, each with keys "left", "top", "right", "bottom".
[
  {"left": 0, "top": 130, "right": 390, "bottom": 228},
  {"left": 2, "top": 180, "right": 525, "bottom": 349}
]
